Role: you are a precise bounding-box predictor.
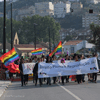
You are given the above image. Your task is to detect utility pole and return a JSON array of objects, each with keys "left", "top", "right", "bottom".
[
  {"left": 3, "top": 0, "right": 6, "bottom": 54},
  {"left": 48, "top": 28, "right": 51, "bottom": 53},
  {"left": 53, "top": 29, "right": 55, "bottom": 48},
  {"left": 34, "top": 23, "right": 37, "bottom": 49},
  {"left": 11, "top": 2, "right": 13, "bottom": 49}
]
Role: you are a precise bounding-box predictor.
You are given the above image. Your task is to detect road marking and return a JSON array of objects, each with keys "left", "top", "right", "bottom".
[{"left": 57, "top": 83, "right": 81, "bottom": 100}]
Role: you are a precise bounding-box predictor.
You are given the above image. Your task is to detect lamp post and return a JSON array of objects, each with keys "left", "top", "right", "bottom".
[
  {"left": 53, "top": 29, "right": 55, "bottom": 48},
  {"left": 48, "top": 27, "right": 51, "bottom": 53},
  {"left": 34, "top": 23, "right": 37, "bottom": 49},
  {"left": 11, "top": 1, "right": 13, "bottom": 49},
  {"left": 3, "top": 0, "right": 6, "bottom": 54}
]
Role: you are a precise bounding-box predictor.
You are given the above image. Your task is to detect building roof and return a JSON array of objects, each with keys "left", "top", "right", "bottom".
[
  {"left": 14, "top": 43, "right": 49, "bottom": 49},
  {"left": 14, "top": 44, "right": 34, "bottom": 48},
  {"left": 64, "top": 40, "right": 83, "bottom": 46}
]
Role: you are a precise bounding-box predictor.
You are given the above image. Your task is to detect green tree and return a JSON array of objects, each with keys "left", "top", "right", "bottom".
[
  {"left": 90, "top": 23, "right": 100, "bottom": 51},
  {"left": 0, "top": 15, "right": 61, "bottom": 44},
  {"left": 19, "top": 15, "right": 61, "bottom": 44}
]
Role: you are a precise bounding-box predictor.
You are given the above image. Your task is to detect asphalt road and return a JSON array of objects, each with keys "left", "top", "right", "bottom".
[{"left": 1, "top": 76, "right": 100, "bottom": 100}]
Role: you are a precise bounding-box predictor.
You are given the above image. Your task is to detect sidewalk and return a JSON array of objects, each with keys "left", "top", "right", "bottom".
[{"left": 0, "top": 80, "right": 11, "bottom": 97}]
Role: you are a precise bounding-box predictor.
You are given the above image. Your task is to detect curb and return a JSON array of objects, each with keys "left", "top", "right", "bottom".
[{"left": 0, "top": 81, "right": 11, "bottom": 98}]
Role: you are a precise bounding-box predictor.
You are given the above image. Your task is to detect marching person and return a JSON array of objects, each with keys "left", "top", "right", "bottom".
[
  {"left": 61, "top": 58, "right": 65, "bottom": 85},
  {"left": 46, "top": 56, "right": 52, "bottom": 85},
  {"left": 80, "top": 55, "right": 85, "bottom": 83},
  {"left": 92, "top": 53, "right": 98, "bottom": 83},
  {"left": 52, "top": 55, "right": 57, "bottom": 84},
  {"left": 32, "top": 56, "right": 37, "bottom": 83},
  {"left": 33, "top": 58, "right": 42, "bottom": 86},
  {"left": 87, "top": 55, "right": 91, "bottom": 81},
  {"left": 19, "top": 58, "right": 25, "bottom": 86},
  {"left": 75, "top": 55, "right": 82, "bottom": 84}
]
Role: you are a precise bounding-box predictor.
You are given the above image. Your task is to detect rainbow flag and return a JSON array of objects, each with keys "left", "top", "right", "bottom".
[
  {"left": 0, "top": 48, "right": 20, "bottom": 66},
  {"left": 31, "top": 48, "right": 43, "bottom": 55},
  {"left": 49, "top": 41, "right": 62, "bottom": 57}
]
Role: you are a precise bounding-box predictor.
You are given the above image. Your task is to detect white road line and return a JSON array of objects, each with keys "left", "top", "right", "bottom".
[{"left": 57, "top": 83, "right": 81, "bottom": 100}]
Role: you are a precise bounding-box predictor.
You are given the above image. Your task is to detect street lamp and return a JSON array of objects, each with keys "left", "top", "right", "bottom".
[
  {"left": 53, "top": 29, "right": 55, "bottom": 48},
  {"left": 48, "top": 27, "right": 51, "bottom": 53},
  {"left": 34, "top": 23, "right": 37, "bottom": 49},
  {"left": 3, "top": 0, "right": 6, "bottom": 54},
  {"left": 11, "top": 0, "right": 13, "bottom": 49}
]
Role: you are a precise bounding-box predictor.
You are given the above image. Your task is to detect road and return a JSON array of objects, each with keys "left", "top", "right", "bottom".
[{"left": 1, "top": 76, "right": 100, "bottom": 100}]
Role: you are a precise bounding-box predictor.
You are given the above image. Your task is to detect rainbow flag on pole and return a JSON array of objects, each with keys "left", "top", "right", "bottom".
[
  {"left": 49, "top": 41, "right": 62, "bottom": 57},
  {"left": 0, "top": 48, "right": 20, "bottom": 66},
  {"left": 31, "top": 48, "right": 43, "bottom": 55}
]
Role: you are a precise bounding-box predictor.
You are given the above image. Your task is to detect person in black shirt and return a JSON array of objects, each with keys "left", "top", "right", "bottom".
[
  {"left": 19, "top": 58, "right": 24, "bottom": 86},
  {"left": 46, "top": 56, "right": 52, "bottom": 85},
  {"left": 33, "top": 58, "right": 42, "bottom": 86}
]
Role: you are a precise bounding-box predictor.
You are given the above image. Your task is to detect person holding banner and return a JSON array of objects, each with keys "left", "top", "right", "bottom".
[
  {"left": 32, "top": 56, "right": 37, "bottom": 83},
  {"left": 19, "top": 58, "right": 24, "bottom": 86},
  {"left": 52, "top": 55, "right": 57, "bottom": 84},
  {"left": 65, "top": 55, "right": 70, "bottom": 83},
  {"left": 92, "top": 53, "right": 98, "bottom": 83},
  {"left": 33, "top": 58, "right": 42, "bottom": 86},
  {"left": 80, "top": 55, "right": 85, "bottom": 83},
  {"left": 46, "top": 56, "right": 52, "bottom": 85},
  {"left": 75, "top": 55, "right": 82, "bottom": 84},
  {"left": 61, "top": 58, "right": 65, "bottom": 85},
  {"left": 87, "top": 55, "right": 91, "bottom": 81}
]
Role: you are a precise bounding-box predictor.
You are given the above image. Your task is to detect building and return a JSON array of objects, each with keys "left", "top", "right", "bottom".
[
  {"left": 68, "top": 0, "right": 79, "bottom": 2},
  {"left": 63, "top": 40, "right": 95, "bottom": 55},
  {"left": 59, "top": 28, "right": 75, "bottom": 41},
  {"left": 16, "top": 6, "right": 35, "bottom": 21},
  {"left": 82, "top": 13, "right": 100, "bottom": 28},
  {"left": 54, "top": 1, "right": 71, "bottom": 18},
  {"left": 7, "top": 9, "right": 18, "bottom": 20},
  {"left": 35, "top": 2, "right": 54, "bottom": 17},
  {"left": 7, "top": 0, "right": 18, "bottom": 2},
  {"left": 13, "top": 32, "right": 49, "bottom": 57},
  {"left": 71, "top": 2, "right": 83, "bottom": 14},
  {"left": 86, "top": 0, "right": 100, "bottom": 4}
]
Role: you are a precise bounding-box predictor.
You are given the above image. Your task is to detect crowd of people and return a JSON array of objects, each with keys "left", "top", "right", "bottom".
[{"left": 18, "top": 53, "right": 99, "bottom": 87}]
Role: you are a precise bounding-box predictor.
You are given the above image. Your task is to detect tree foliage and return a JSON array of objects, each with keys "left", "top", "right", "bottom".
[
  {"left": 0, "top": 15, "right": 61, "bottom": 44},
  {"left": 90, "top": 23, "right": 100, "bottom": 51}
]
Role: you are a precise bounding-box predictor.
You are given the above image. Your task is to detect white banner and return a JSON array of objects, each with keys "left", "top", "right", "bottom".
[
  {"left": 38, "top": 57, "right": 99, "bottom": 78},
  {"left": 22, "top": 63, "right": 35, "bottom": 75},
  {"left": 53, "top": 60, "right": 74, "bottom": 63}
]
